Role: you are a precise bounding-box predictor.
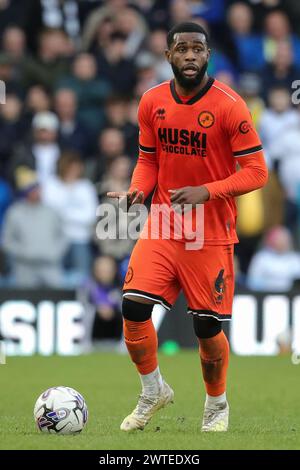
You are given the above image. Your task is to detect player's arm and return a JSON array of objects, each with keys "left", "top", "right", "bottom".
[
  {"left": 203, "top": 152, "right": 267, "bottom": 200},
  {"left": 203, "top": 99, "right": 268, "bottom": 200},
  {"left": 107, "top": 94, "right": 158, "bottom": 206}
]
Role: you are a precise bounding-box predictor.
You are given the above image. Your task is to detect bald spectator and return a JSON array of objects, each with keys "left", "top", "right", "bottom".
[{"left": 247, "top": 226, "right": 300, "bottom": 292}]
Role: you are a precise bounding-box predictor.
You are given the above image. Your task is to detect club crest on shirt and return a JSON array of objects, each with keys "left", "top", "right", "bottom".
[{"left": 198, "top": 111, "right": 215, "bottom": 128}]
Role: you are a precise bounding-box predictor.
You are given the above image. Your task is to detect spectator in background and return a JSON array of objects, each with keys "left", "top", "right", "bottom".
[
  {"left": 82, "top": 1, "right": 147, "bottom": 56},
  {"left": 2, "top": 25, "right": 27, "bottom": 86},
  {"left": 0, "top": 93, "right": 25, "bottom": 178},
  {"left": 199, "top": 19, "right": 236, "bottom": 78},
  {"left": 104, "top": 96, "right": 128, "bottom": 130},
  {"left": 169, "top": 0, "right": 192, "bottom": 25},
  {"left": 21, "top": 28, "right": 72, "bottom": 91},
  {"left": 104, "top": 97, "right": 139, "bottom": 159},
  {"left": 54, "top": 88, "right": 92, "bottom": 157},
  {"left": 261, "top": 40, "right": 300, "bottom": 99},
  {"left": 263, "top": 10, "right": 300, "bottom": 68},
  {"left": 96, "top": 32, "right": 137, "bottom": 95},
  {"left": 146, "top": 29, "right": 172, "bottom": 82},
  {"left": 227, "top": 2, "right": 264, "bottom": 72},
  {"left": 135, "top": 52, "right": 159, "bottom": 96},
  {"left": 42, "top": 151, "right": 98, "bottom": 287},
  {"left": 87, "top": 16, "right": 115, "bottom": 54},
  {"left": 0, "top": 52, "right": 21, "bottom": 96},
  {"left": 114, "top": 6, "right": 148, "bottom": 58},
  {"left": 97, "top": 155, "right": 132, "bottom": 199},
  {"left": 2, "top": 167, "right": 66, "bottom": 287},
  {"left": 82, "top": 0, "right": 128, "bottom": 50},
  {"left": 259, "top": 86, "right": 299, "bottom": 165},
  {"left": 238, "top": 73, "right": 265, "bottom": 128},
  {"left": 25, "top": 85, "right": 51, "bottom": 114},
  {"left": 247, "top": 225, "right": 300, "bottom": 292},
  {"left": 23, "top": 0, "right": 81, "bottom": 52},
  {"left": 98, "top": 126, "right": 126, "bottom": 162},
  {"left": 268, "top": 110, "right": 300, "bottom": 231},
  {"left": 89, "top": 127, "right": 127, "bottom": 183},
  {"left": 2, "top": 26, "right": 26, "bottom": 61},
  {"left": 235, "top": 73, "right": 267, "bottom": 275},
  {"left": 95, "top": 156, "right": 134, "bottom": 261},
  {"left": 57, "top": 52, "right": 111, "bottom": 135},
  {"left": 80, "top": 255, "right": 123, "bottom": 349},
  {"left": 10, "top": 111, "right": 60, "bottom": 187},
  {"left": 23, "top": 85, "right": 52, "bottom": 130}
]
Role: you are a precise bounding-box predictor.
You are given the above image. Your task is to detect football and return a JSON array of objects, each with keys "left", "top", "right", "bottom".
[{"left": 34, "top": 386, "right": 88, "bottom": 434}]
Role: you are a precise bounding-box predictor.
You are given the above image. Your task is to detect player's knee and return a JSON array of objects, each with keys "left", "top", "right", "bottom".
[
  {"left": 193, "top": 316, "right": 222, "bottom": 339},
  {"left": 122, "top": 297, "right": 154, "bottom": 322}
]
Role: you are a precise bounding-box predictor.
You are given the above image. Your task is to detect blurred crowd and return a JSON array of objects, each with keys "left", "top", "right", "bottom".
[{"left": 1, "top": 0, "right": 300, "bottom": 341}]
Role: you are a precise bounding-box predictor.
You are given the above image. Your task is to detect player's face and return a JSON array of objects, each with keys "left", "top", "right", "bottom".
[{"left": 166, "top": 32, "right": 210, "bottom": 91}]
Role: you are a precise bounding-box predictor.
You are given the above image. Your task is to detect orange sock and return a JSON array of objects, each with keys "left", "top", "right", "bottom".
[
  {"left": 198, "top": 331, "right": 229, "bottom": 397},
  {"left": 123, "top": 318, "right": 158, "bottom": 375}
]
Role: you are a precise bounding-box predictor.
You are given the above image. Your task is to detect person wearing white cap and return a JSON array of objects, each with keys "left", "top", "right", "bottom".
[
  {"left": 10, "top": 111, "right": 60, "bottom": 188},
  {"left": 31, "top": 111, "right": 60, "bottom": 185}
]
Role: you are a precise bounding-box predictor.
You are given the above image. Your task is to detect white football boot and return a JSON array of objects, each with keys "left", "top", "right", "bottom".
[
  {"left": 201, "top": 401, "right": 229, "bottom": 432},
  {"left": 120, "top": 381, "right": 174, "bottom": 431}
]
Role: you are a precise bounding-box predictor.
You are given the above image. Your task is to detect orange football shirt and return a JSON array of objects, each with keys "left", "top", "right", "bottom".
[{"left": 130, "top": 78, "right": 267, "bottom": 245}]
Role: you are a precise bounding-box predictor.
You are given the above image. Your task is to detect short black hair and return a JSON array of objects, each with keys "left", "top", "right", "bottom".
[{"left": 167, "top": 22, "right": 209, "bottom": 49}]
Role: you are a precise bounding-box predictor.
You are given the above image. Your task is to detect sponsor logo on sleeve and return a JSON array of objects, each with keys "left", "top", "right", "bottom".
[{"left": 239, "top": 121, "right": 252, "bottom": 134}]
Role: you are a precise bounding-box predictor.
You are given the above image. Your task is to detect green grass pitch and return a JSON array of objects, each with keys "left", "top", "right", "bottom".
[{"left": 0, "top": 351, "right": 299, "bottom": 450}]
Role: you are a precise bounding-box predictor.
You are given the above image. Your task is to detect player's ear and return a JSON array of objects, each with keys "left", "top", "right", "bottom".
[
  {"left": 206, "top": 48, "right": 211, "bottom": 61},
  {"left": 165, "top": 49, "right": 171, "bottom": 63}
]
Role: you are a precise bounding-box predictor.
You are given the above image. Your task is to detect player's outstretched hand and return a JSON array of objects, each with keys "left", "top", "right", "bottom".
[
  {"left": 169, "top": 186, "right": 210, "bottom": 207},
  {"left": 107, "top": 189, "right": 144, "bottom": 207}
]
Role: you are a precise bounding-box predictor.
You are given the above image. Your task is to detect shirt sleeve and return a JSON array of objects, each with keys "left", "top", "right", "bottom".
[
  {"left": 204, "top": 98, "right": 268, "bottom": 200},
  {"left": 129, "top": 94, "right": 158, "bottom": 198},
  {"left": 227, "top": 98, "right": 263, "bottom": 158},
  {"left": 137, "top": 93, "right": 156, "bottom": 155}
]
